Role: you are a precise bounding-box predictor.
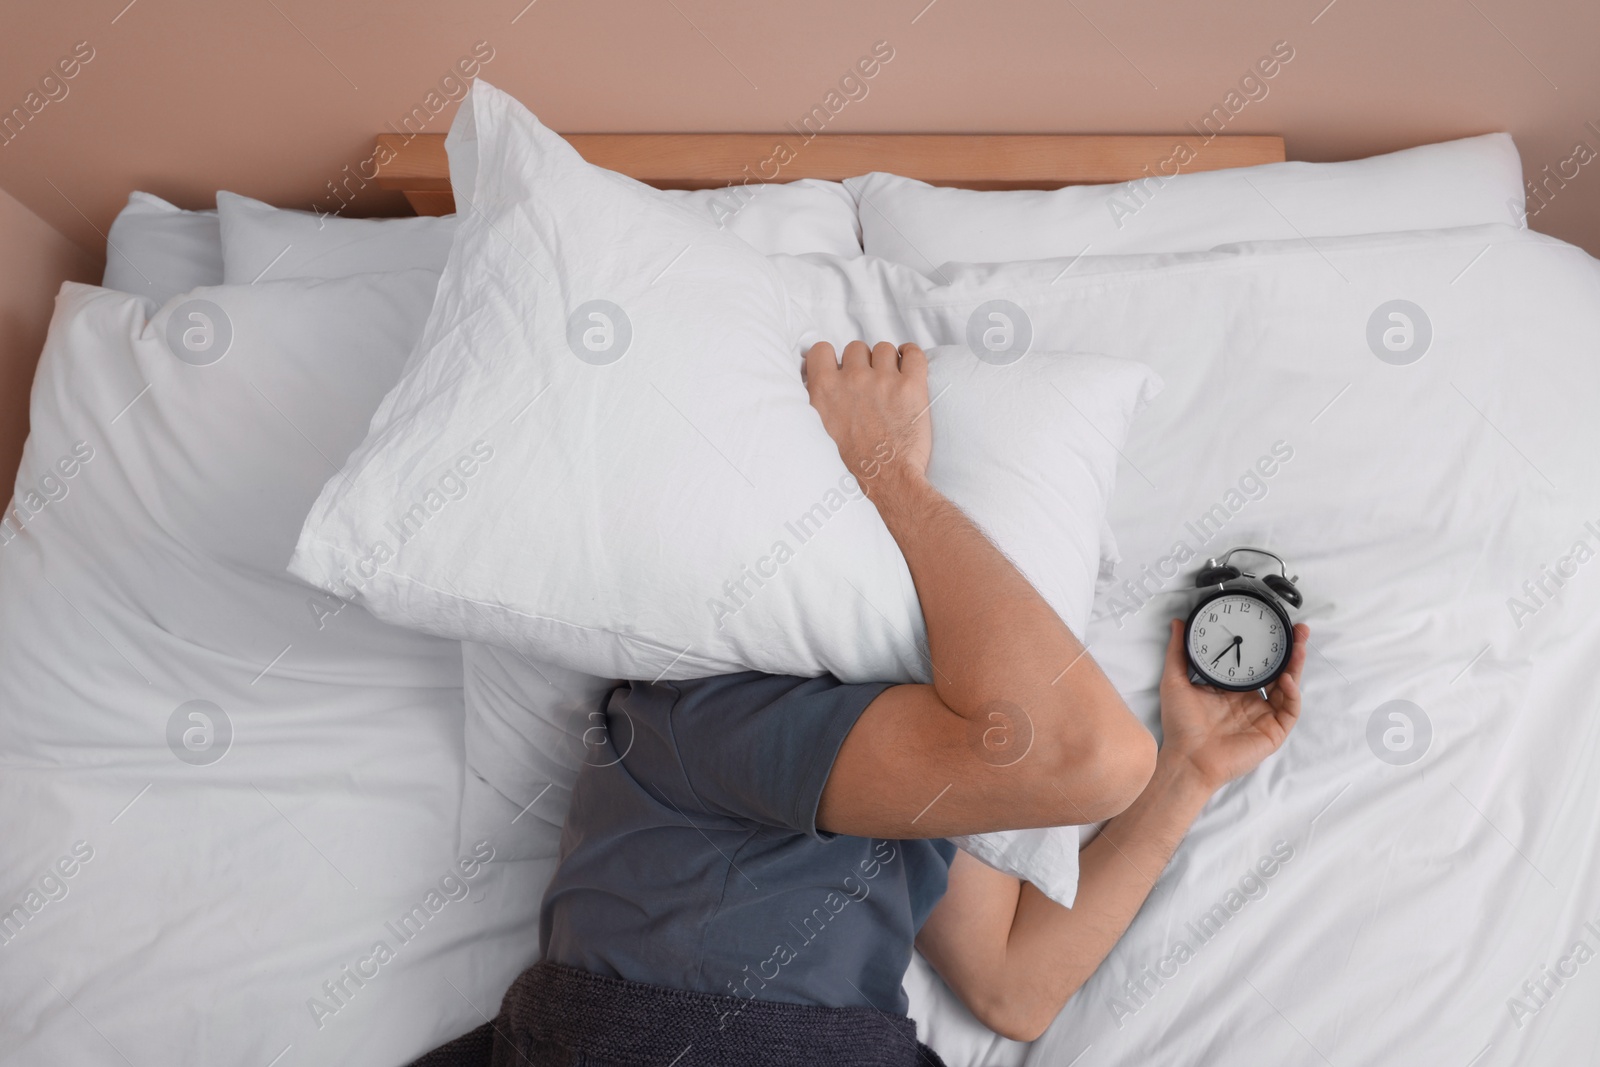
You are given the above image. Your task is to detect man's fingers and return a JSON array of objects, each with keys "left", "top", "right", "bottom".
[
  {"left": 1288, "top": 624, "right": 1310, "bottom": 680},
  {"left": 804, "top": 342, "right": 837, "bottom": 389},
  {"left": 809, "top": 339, "right": 926, "bottom": 378},
  {"left": 1164, "top": 618, "right": 1189, "bottom": 678},
  {"left": 1256, "top": 624, "right": 1309, "bottom": 715},
  {"left": 1268, "top": 671, "right": 1301, "bottom": 734},
  {"left": 1277, "top": 670, "right": 1300, "bottom": 711},
  {"left": 840, "top": 340, "right": 872, "bottom": 373},
  {"left": 899, "top": 342, "right": 928, "bottom": 381},
  {"left": 1262, "top": 644, "right": 1304, "bottom": 725}
]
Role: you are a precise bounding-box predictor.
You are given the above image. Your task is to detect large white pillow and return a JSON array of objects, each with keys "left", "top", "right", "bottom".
[
  {"left": 217, "top": 190, "right": 460, "bottom": 283},
  {"left": 663, "top": 178, "right": 862, "bottom": 257},
  {"left": 849, "top": 133, "right": 1525, "bottom": 272},
  {"left": 459, "top": 641, "right": 617, "bottom": 861},
  {"left": 451, "top": 334, "right": 1152, "bottom": 896},
  {"left": 289, "top": 81, "right": 1156, "bottom": 689},
  {"left": 101, "top": 191, "right": 222, "bottom": 303},
  {"left": 0, "top": 274, "right": 545, "bottom": 1064},
  {"left": 218, "top": 181, "right": 859, "bottom": 288}
]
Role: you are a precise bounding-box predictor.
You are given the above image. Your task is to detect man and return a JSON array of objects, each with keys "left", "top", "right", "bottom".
[{"left": 418, "top": 341, "right": 1307, "bottom": 1066}]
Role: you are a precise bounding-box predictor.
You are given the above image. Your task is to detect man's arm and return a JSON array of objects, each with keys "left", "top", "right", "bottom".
[
  {"left": 916, "top": 618, "right": 1309, "bottom": 1041},
  {"left": 809, "top": 340, "right": 1156, "bottom": 839}
]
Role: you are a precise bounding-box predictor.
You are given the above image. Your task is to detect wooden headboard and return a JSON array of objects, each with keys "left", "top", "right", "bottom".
[{"left": 372, "top": 132, "right": 1286, "bottom": 216}]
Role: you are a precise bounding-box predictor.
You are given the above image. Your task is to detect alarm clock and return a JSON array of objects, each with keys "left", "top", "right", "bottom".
[{"left": 1184, "top": 547, "right": 1303, "bottom": 693}]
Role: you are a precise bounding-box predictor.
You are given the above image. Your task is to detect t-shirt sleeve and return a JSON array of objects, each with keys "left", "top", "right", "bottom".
[{"left": 614, "top": 672, "right": 891, "bottom": 839}]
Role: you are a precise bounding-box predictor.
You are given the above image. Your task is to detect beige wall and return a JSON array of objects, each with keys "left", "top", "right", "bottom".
[
  {"left": 0, "top": 0, "right": 1595, "bottom": 251},
  {"left": 0, "top": 188, "right": 96, "bottom": 485},
  {"left": 0, "top": 0, "right": 1595, "bottom": 480}
]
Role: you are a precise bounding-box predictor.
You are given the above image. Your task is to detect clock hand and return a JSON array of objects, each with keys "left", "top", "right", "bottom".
[
  {"left": 1235, "top": 641, "right": 1242, "bottom": 666},
  {"left": 1210, "top": 635, "right": 1242, "bottom": 667}
]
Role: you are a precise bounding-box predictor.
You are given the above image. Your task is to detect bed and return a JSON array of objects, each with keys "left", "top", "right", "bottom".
[{"left": 5, "top": 102, "right": 1597, "bottom": 1067}]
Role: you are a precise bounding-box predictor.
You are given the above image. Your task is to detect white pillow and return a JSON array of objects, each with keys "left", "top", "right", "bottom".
[
  {"left": 662, "top": 179, "right": 862, "bottom": 257},
  {"left": 459, "top": 642, "right": 618, "bottom": 860},
  {"left": 849, "top": 133, "right": 1526, "bottom": 272},
  {"left": 101, "top": 191, "right": 222, "bottom": 303},
  {"left": 454, "top": 333, "right": 1152, "bottom": 901},
  {"left": 290, "top": 81, "right": 1157, "bottom": 689},
  {"left": 216, "top": 191, "right": 460, "bottom": 283},
  {"left": 218, "top": 182, "right": 859, "bottom": 288}
]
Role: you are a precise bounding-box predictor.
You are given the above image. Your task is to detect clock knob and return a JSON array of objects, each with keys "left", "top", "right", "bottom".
[
  {"left": 1262, "top": 572, "right": 1303, "bottom": 608},
  {"left": 1194, "top": 563, "right": 1241, "bottom": 587}
]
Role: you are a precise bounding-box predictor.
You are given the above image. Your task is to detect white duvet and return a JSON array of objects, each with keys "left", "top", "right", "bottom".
[
  {"left": 1023, "top": 228, "right": 1600, "bottom": 1067},
  {"left": 0, "top": 279, "right": 545, "bottom": 1067},
  {"left": 778, "top": 223, "right": 1600, "bottom": 1065}
]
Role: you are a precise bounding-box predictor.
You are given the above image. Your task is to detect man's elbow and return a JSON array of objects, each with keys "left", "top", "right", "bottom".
[
  {"left": 964, "top": 964, "right": 1091, "bottom": 1042},
  {"left": 989, "top": 1011, "right": 1053, "bottom": 1044},
  {"left": 976, "top": 993, "right": 1061, "bottom": 1044},
  {"left": 1048, "top": 701, "right": 1156, "bottom": 822}
]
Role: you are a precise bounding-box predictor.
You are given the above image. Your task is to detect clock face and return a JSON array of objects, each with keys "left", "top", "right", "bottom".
[{"left": 1186, "top": 591, "right": 1291, "bottom": 691}]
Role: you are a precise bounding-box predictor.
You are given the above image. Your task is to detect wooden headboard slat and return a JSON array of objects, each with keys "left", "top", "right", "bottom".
[{"left": 373, "top": 132, "right": 1285, "bottom": 215}]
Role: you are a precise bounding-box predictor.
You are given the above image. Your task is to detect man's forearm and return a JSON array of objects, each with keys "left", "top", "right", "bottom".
[
  {"left": 869, "top": 467, "right": 1091, "bottom": 719},
  {"left": 867, "top": 465, "right": 1152, "bottom": 803},
  {"left": 994, "top": 759, "right": 1210, "bottom": 1037}
]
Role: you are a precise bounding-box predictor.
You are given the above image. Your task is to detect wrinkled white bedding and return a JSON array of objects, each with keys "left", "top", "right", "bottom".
[
  {"left": 779, "top": 223, "right": 1600, "bottom": 1066},
  {"left": 0, "top": 279, "right": 546, "bottom": 1066},
  {"left": 6, "top": 219, "right": 1596, "bottom": 1067},
  {"left": 1024, "top": 226, "right": 1600, "bottom": 1067}
]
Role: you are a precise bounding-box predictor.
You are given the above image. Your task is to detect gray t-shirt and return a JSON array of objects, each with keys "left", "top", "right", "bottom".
[{"left": 540, "top": 671, "right": 958, "bottom": 1015}]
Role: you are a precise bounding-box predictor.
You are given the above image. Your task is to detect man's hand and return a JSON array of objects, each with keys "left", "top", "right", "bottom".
[
  {"left": 804, "top": 340, "right": 932, "bottom": 498},
  {"left": 1157, "top": 617, "right": 1309, "bottom": 794}
]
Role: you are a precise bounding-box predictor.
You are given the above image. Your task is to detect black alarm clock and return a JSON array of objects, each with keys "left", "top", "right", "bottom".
[{"left": 1184, "top": 547, "right": 1303, "bottom": 693}]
